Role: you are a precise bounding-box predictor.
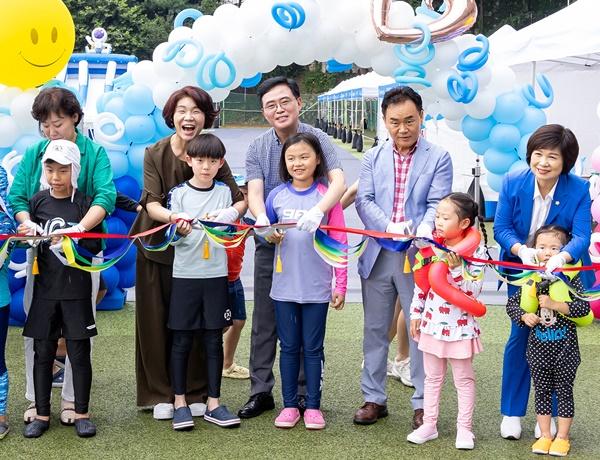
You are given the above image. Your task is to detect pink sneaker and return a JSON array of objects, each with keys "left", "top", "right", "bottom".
[
  {"left": 407, "top": 423, "right": 438, "bottom": 444},
  {"left": 303, "top": 409, "right": 326, "bottom": 430},
  {"left": 274, "top": 408, "right": 301, "bottom": 428}
]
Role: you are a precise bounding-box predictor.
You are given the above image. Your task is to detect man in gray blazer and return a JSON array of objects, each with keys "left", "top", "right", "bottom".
[{"left": 354, "top": 87, "right": 453, "bottom": 427}]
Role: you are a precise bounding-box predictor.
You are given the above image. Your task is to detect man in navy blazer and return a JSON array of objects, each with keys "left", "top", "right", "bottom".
[{"left": 354, "top": 87, "right": 453, "bottom": 427}]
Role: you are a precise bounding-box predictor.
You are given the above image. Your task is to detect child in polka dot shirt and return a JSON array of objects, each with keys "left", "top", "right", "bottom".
[{"left": 506, "top": 225, "right": 590, "bottom": 457}]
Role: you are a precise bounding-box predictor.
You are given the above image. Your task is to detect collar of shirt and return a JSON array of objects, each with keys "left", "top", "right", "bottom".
[
  {"left": 533, "top": 179, "right": 558, "bottom": 202},
  {"left": 393, "top": 137, "right": 420, "bottom": 160},
  {"left": 270, "top": 122, "right": 307, "bottom": 145}
]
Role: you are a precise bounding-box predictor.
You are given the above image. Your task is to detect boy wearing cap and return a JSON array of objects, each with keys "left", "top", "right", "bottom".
[{"left": 18, "top": 139, "right": 101, "bottom": 439}]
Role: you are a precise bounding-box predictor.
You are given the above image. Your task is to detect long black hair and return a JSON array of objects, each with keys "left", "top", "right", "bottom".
[{"left": 279, "top": 132, "right": 327, "bottom": 183}]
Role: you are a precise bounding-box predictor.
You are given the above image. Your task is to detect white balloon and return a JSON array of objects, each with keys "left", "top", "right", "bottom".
[
  {"left": 10, "top": 92, "right": 38, "bottom": 134},
  {"left": 240, "top": 0, "right": 272, "bottom": 38},
  {"left": 152, "top": 43, "right": 185, "bottom": 82},
  {"left": 335, "top": 0, "right": 364, "bottom": 31},
  {"left": 486, "top": 65, "right": 517, "bottom": 96},
  {"left": 152, "top": 81, "right": 179, "bottom": 109},
  {"left": 445, "top": 118, "right": 464, "bottom": 131},
  {"left": 370, "top": 45, "right": 400, "bottom": 77},
  {"left": 132, "top": 61, "right": 160, "bottom": 88},
  {"left": 312, "top": 20, "right": 341, "bottom": 62},
  {"left": 464, "top": 90, "right": 496, "bottom": 119},
  {"left": 208, "top": 87, "right": 230, "bottom": 103},
  {"left": 453, "top": 34, "right": 478, "bottom": 53},
  {"left": 191, "top": 15, "right": 223, "bottom": 52},
  {"left": 433, "top": 40, "right": 460, "bottom": 69},
  {"left": 387, "top": 1, "right": 416, "bottom": 29},
  {"left": 332, "top": 34, "right": 359, "bottom": 66},
  {"left": 439, "top": 99, "right": 466, "bottom": 121},
  {"left": 0, "top": 87, "right": 22, "bottom": 109},
  {"left": 355, "top": 25, "right": 386, "bottom": 56},
  {"left": 431, "top": 70, "right": 454, "bottom": 99},
  {"left": 426, "top": 100, "right": 442, "bottom": 119},
  {"left": 168, "top": 26, "right": 194, "bottom": 43},
  {"left": 0, "top": 115, "right": 22, "bottom": 148},
  {"left": 596, "top": 101, "right": 600, "bottom": 121},
  {"left": 213, "top": 3, "right": 240, "bottom": 23},
  {"left": 474, "top": 65, "right": 492, "bottom": 88}
]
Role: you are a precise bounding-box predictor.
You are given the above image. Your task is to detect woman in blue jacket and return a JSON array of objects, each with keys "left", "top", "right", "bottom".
[{"left": 494, "top": 124, "right": 592, "bottom": 440}]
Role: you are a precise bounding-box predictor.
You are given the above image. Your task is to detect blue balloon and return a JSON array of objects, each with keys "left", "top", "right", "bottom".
[
  {"left": 96, "top": 287, "right": 125, "bottom": 311},
  {"left": 104, "top": 96, "right": 129, "bottom": 123},
  {"left": 113, "top": 208, "right": 137, "bottom": 228},
  {"left": 10, "top": 247, "right": 26, "bottom": 264},
  {"left": 461, "top": 115, "right": 496, "bottom": 142},
  {"left": 107, "top": 150, "right": 129, "bottom": 179},
  {"left": 173, "top": 8, "right": 202, "bottom": 28},
  {"left": 115, "top": 245, "right": 137, "bottom": 270},
  {"left": 115, "top": 175, "right": 141, "bottom": 202},
  {"left": 517, "top": 106, "right": 547, "bottom": 135},
  {"left": 271, "top": 2, "right": 306, "bottom": 30},
  {"left": 489, "top": 124, "right": 521, "bottom": 152},
  {"left": 96, "top": 91, "right": 119, "bottom": 114},
  {"left": 105, "top": 216, "right": 128, "bottom": 250},
  {"left": 518, "top": 133, "right": 532, "bottom": 160},
  {"left": 101, "top": 266, "right": 120, "bottom": 292},
  {"left": 124, "top": 115, "right": 156, "bottom": 144},
  {"left": 117, "top": 264, "right": 136, "bottom": 289},
  {"left": 9, "top": 287, "right": 25, "bottom": 326},
  {"left": 469, "top": 139, "right": 491, "bottom": 156},
  {"left": 240, "top": 73, "right": 263, "bottom": 88},
  {"left": 127, "top": 143, "right": 148, "bottom": 173},
  {"left": 483, "top": 147, "right": 519, "bottom": 175},
  {"left": 152, "top": 109, "right": 174, "bottom": 138},
  {"left": 8, "top": 269, "right": 25, "bottom": 292},
  {"left": 509, "top": 160, "right": 529, "bottom": 173},
  {"left": 486, "top": 171, "right": 505, "bottom": 193},
  {"left": 13, "top": 134, "right": 42, "bottom": 155},
  {"left": 123, "top": 84, "right": 155, "bottom": 116},
  {"left": 326, "top": 60, "right": 352, "bottom": 73},
  {"left": 492, "top": 91, "right": 527, "bottom": 124}
]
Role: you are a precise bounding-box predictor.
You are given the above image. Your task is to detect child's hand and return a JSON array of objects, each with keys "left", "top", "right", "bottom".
[
  {"left": 330, "top": 292, "right": 345, "bottom": 310},
  {"left": 410, "top": 319, "right": 421, "bottom": 340},
  {"left": 521, "top": 312, "right": 540, "bottom": 327},
  {"left": 50, "top": 235, "right": 63, "bottom": 246},
  {"left": 266, "top": 229, "right": 284, "bottom": 244},
  {"left": 538, "top": 295, "right": 556, "bottom": 311},
  {"left": 175, "top": 218, "right": 192, "bottom": 236},
  {"left": 446, "top": 252, "right": 461, "bottom": 269}
]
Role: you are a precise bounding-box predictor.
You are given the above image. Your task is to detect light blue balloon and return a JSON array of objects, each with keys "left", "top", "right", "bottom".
[
  {"left": 469, "top": 139, "right": 491, "bottom": 156},
  {"left": 107, "top": 150, "right": 129, "bottom": 179},
  {"left": 509, "top": 160, "right": 529, "bottom": 173},
  {"left": 117, "top": 264, "right": 136, "bottom": 289},
  {"left": 96, "top": 91, "right": 119, "bottom": 114},
  {"left": 461, "top": 115, "right": 496, "bottom": 142},
  {"left": 123, "top": 84, "right": 155, "bottom": 116},
  {"left": 489, "top": 124, "right": 521, "bottom": 152},
  {"left": 12, "top": 134, "right": 42, "bottom": 155},
  {"left": 104, "top": 96, "right": 129, "bottom": 123},
  {"left": 518, "top": 133, "right": 532, "bottom": 160},
  {"left": 128, "top": 143, "right": 149, "bottom": 173},
  {"left": 517, "top": 106, "right": 547, "bottom": 135},
  {"left": 483, "top": 147, "right": 519, "bottom": 175},
  {"left": 124, "top": 115, "right": 156, "bottom": 144},
  {"left": 486, "top": 171, "right": 505, "bottom": 193},
  {"left": 492, "top": 91, "right": 527, "bottom": 124},
  {"left": 152, "top": 109, "right": 174, "bottom": 137}
]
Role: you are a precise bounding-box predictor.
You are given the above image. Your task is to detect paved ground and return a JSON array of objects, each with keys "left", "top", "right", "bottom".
[{"left": 209, "top": 127, "right": 506, "bottom": 304}]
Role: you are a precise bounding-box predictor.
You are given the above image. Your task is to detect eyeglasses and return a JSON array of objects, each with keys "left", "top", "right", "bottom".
[
  {"left": 389, "top": 119, "right": 418, "bottom": 129},
  {"left": 263, "top": 98, "right": 294, "bottom": 113}
]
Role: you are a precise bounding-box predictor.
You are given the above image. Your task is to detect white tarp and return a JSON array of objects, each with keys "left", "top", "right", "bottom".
[{"left": 323, "top": 71, "right": 394, "bottom": 99}]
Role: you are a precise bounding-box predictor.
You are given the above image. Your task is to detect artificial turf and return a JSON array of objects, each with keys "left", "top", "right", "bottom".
[{"left": 2, "top": 302, "right": 599, "bottom": 459}]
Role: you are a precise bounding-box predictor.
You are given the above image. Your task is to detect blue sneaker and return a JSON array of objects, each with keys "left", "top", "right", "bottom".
[
  {"left": 204, "top": 406, "right": 240, "bottom": 428},
  {"left": 52, "top": 368, "right": 65, "bottom": 388},
  {"left": 172, "top": 406, "right": 194, "bottom": 431}
]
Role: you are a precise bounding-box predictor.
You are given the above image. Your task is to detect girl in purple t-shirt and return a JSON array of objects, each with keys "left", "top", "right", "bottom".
[{"left": 265, "top": 133, "right": 347, "bottom": 430}]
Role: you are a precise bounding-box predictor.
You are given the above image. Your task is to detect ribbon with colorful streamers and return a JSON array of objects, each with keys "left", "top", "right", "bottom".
[{"left": 312, "top": 229, "right": 368, "bottom": 268}]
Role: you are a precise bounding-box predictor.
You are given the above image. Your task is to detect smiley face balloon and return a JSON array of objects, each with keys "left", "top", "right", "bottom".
[{"left": 0, "top": 0, "right": 75, "bottom": 89}]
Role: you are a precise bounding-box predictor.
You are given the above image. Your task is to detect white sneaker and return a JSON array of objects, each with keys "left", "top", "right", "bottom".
[
  {"left": 153, "top": 403, "right": 174, "bottom": 420},
  {"left": 386, "top": 359, "right": 393, "bottom": 377},
  {"left": 500, "top": 416, "right": 522, "bottom": 440},
  {"left": 189, "top": 402, "right": 207, "bottom": 417},
  {"left": 534, "top": 418, "right": 557, "bottom": 439},
  {"left": 390, "top": 357, "right": 414, "bottom": 388}
]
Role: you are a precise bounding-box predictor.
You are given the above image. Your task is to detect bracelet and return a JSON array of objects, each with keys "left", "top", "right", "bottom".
[{"left": 169, "top": 212, "right": 176, "bottom": 223}]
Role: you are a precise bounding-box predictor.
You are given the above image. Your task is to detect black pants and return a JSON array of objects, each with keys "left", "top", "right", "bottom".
[
  {"left": 171, "top": 329, "right": 223, "bottom": 399},
  {"left": 34, "top": 338, "right": 92, "bottom": 416},
  {"left": 530, "top": 361, "right": 578, "bottom": 418}
]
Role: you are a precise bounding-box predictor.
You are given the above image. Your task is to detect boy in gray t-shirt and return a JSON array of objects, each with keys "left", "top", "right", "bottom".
[{"left": 166, "top": 133, "right": 241, "bottom": 431}]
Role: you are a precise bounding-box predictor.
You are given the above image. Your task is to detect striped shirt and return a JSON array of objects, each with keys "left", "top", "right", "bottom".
[
  {"left": 245, "top": 123, "right": 343, "bottom": 198},
  {"left": 391, "top": 140, "right": 418, "bottom": 223}
]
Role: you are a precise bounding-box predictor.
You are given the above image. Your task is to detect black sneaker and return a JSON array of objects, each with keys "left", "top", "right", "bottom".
[
  {"left": 297, "top": 395, "right": 306, "bottom": 416},
  {"left": 204, "top": 405, "right": 241, "bottom": 428},
  {"left": 74, "top": 418, "right": 96, "bottom": 438},
  {"left": 172, "top": 406, "right": 194, "bottom": 431},
  {"left": 23, "top": 419, "right": 49, "bottom": 438}
]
